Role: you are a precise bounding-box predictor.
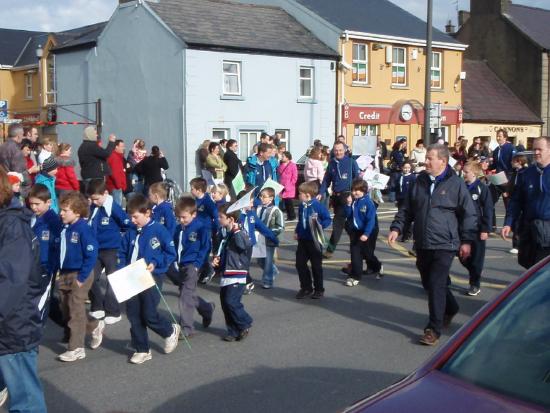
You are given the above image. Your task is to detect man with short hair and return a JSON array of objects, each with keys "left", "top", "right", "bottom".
[
  {"left": 245, "top": 143, "right": 273, "bottom": 195},
  {"left": 319, "top": 141, "right": 360, "bottom": 258},
  {"left": 77, "top": 126, "right": 116, "bottom": 187},
  {"left": 502, "top": 136, "right": 550, "bottom": 268},
  {"left": 0, "top": 124, "right": 30, "bottom": 195},
  {"left": 106, "top": 139, "right": 127, "bottom": 206},
  {"left": 389, "top": 144, "right": 477, "bottom": 346}
]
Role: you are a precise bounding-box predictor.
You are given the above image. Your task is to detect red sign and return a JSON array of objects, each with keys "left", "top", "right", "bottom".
[
  {"left": 13, "top": 113, "right": 40, "bottom": 123},
  {"left": 342, "top": 105, "right": 460, "bottom": 126}
]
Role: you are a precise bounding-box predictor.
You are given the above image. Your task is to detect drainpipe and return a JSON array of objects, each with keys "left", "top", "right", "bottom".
[{"left": 338, "top": 31, "right": 349, "bottom": 139}]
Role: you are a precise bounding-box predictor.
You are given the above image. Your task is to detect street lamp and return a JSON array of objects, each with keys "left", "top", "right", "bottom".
[
  {"left": 36, "top": 44, "right": 43, "bottom": 132},
  {"left": 35, "top": 44, "right": 43, "bottom": 59},
  {"left": 423, "top": 0, "right": 433, "bottom": 145}
]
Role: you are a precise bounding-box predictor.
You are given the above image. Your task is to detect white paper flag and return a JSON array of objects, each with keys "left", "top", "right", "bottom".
[
  {"left": 362, "top": 170, "right": 390, "bottom": 190},
  {"left": 488, "top": 171, "right": 508, "bottom": 186},
  {"left": 107, "top": 259, "right": 156, "bottom": 303},
  {"left": 227, "top": 187, "right": 256, "bottom": 213},
  {"left": 356, "top": 155, "right": 374, "bottom": 171},
  {"left": 260, "top": 178, "right": 285, "bottom": 196}
]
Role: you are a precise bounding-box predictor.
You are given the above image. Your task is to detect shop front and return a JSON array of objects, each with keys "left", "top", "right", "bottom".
[
  {"left": 460, "top": 123, "right": 542, "bottom": 149},
  {"left": 342, "top": 101, "right": 461, "bottom": 153}
]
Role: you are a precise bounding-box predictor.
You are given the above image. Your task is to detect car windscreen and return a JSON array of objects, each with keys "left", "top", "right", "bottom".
[{"left": 440, "top": 264, "right": 550, "bottom": 409}]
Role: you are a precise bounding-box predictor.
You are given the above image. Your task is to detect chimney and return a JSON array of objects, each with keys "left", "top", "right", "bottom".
[
  {"left": 445, "top": 20, "right": 456, "bottom": 34},
  {"left": 471, "top": 0, "right": 510, "bottom": 15},
  {"left": 458, "top": 10, "right": 470, "bottom": 26}
]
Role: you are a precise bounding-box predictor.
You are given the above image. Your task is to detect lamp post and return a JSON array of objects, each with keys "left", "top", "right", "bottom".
[
  {"left": 35, "top": 44, "right": 43, "bottom": 134},
  {"left": 423, "top": 0, "right": 433, "bottom": 145}
]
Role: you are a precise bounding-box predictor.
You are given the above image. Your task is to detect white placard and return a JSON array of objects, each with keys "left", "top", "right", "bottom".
[
  {"left": 260, "top": 178, "right": 285, "bottom": 197},
  {"left": 352, "top": 135, "right": 377, "bottom": 156},
  {"left": 107, "top": 259, "right": 156, "bottom": 303},
  {"left": 362, "top": 169, "right": 390, "bottom": 190},
  {"left": 448, "top": 156, "right": 457, "bottom": 168},
  {"left": 227, "top": 187, "right": 256, "bottom": 213},
  {"left": 356, "top": 155, "right": 374, "bottom": 171},
  {"left": 488, "top": 171, "right": 508, "bottom": 186},
  {"left": 251, "top": 232, "right": 266, "bottom": 258}
]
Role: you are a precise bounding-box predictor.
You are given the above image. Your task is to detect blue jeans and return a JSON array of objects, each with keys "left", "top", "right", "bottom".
[
  {"left": 0, "top": 348, "right": 47, "bottom": 413},
  {"left": 258, "top": 246, "right": 278, "bottom": 287},
  {"left": 220, "top": 284, "right": 253, "bottom": 338},
  {"left": 111, "top": 189, "right": 123, "bottom": 206}
]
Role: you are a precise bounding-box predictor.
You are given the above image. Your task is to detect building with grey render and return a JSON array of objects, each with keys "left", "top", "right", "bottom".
[{"left": 53, "top": 0, "right": 337, "bottom": 188}]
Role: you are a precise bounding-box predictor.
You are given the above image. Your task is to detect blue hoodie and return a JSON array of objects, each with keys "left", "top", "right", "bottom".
[
  {"left": 57, "top": 218, "right": 98, "bottom": 283},
  {"left": 245, "top": 154, "right": 274, "bottom": 189},
  {"left": 196, "top": 193, "right": 218, "bottom": 232},
  {"left": 152, "top": 200, "right": 177, "bottom": 237},
  {"left": 89, "top": 194, "right": 131, "bottom": 250},
  {"left": 239, "top": 209, "right": 278, "bottom": 246},
  {"left": 319, "top": 156, "right": 359, "bottom": 195},
  {"left": 32, "top": 208, "right": 62, "bottom": 275},
  {"left": 174, "top": 217, "right": 209, "bottom": 268},
  {"left": 345, "top": 194, "right": 377, "bottom": 237},
  {"left": 295, "top": 199, "right": 332, "bottom": 240}
]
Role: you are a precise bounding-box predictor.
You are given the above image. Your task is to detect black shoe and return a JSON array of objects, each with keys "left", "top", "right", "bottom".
[
  {"left": 311, "top": 290, "right": 324, "bottom": 299},
  {"left": 466, "top": 286, "right": 480, "bottom": 296},
  {"left": 223, "top": 335, "right": 237, "bottom": 342},
  {"left": 237, "top": 329, "right": 249, "bottom": 341},
  {"left": 295, "top": 289, "right": 313, "bottom": 299},
  {"left": 443, "top": 312, "right": 457, "bottom": 329},
  {"left": 202, "top": 302, "right": 215, "bottom": 328}
]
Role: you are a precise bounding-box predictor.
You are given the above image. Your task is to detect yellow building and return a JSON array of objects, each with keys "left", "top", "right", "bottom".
[{"left": 338, "top": 32, "right": 467, "bottom": 152}]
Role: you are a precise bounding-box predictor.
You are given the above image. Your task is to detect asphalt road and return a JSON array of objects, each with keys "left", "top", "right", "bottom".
[{"left": 2, "top": 203, "right": 524, "bottom": 413}]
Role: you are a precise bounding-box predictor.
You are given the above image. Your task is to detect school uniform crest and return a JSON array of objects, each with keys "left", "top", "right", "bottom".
[
  {"left": 41, "top": 230, "right": 50, "bottom": 241},
  {"left": 360, "top": 206, "right": 367, "bottom": 213},
  {"left": 86, "top": 244, "right": 95, "bottom": 252},
  {"left": 150, "top": 237, "right": 161, "bottom": 249},
  {"left": 198, "top": 205, "right": 205, "bottom": 212},
  {"left": 160, "top": 217, "right": 165, "bottom": 225},
  {"left": 188, "top": 232, "right": 198, "bottom": 242},
  {"left": 342, "top": 173, "right": 348, "bottom": 179},
  {"left": 472, "top": 194, "right": 479, "bottom": 201},
  {"left": 70, "top": 232, "right": 79, "bottom": 243},
  {"left": 249, "top": 216, "right": 255, "bottom": 224},
  {"left": 101, "top": 217, "right": 110, "bottom": 225}
]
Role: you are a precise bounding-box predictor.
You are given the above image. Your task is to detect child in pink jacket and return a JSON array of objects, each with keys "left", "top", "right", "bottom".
[{"left": 277, "top": 151, "right": 297, "bottom": 220}]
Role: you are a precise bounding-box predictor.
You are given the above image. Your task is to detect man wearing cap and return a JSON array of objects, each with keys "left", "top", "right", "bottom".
[{"left": 77, "top": 127, "right": 116, "bottom": 188}]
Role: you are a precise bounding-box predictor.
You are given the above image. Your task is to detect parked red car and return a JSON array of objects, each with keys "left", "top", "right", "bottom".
[{"left": 345, "top": 256, "right": 550, "bottom": 413}]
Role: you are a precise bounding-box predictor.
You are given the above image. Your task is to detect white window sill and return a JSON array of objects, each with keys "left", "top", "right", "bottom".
[
  {"left": 391, "top": 85, "right": 409, "bottom": 90},
  {"left": 297, "top": 98, "right": 317, "bottom": 104},
  {"left": 220, "top": 95, "right": 245, "bottom": 101},
  {"left": 352, "top": 82, "right": 371, "bottom": 88},
  {"left": 431, "top": 88, "right": 444, "bottom": 92}
]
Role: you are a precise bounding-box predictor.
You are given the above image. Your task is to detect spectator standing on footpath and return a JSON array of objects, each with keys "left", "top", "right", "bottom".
[
  {"left": 0, "top": 124, "right": 31, "bottom": 196},
  {"left": 127, "top": 139, "right": 147, "bottom": 196},
  {"left": 223, "top": 139, "right": 242, "bottom": 200},
  {"left": 245, "top": 143, "right": 274, "bottom": 196},
  {"left": 205, "top": 142, "right": 227, "bottom": 181},
  {"left": 133, "top": 145, "right": 169, "bottom": 195},
  {"left": 0, "top": 167, "right": 48, "bottom": 412},
  {"left": 388, "top": 144, "right": 477, "bottom": 346},
  {"left": 55, "top": 143, "right": 80, "bottom": 197},
  {"left": 106, "top": 139, "right": 128, "bottom": 206},
  {"left": 409, "top": 139, "right": 427, "bottom": 173},
  {"left": 318, "top": 141, "right": 360, "bottom": 258},
  {"left": 502, "top": 136, "right": 550, "bottom": 268},
  {"left": 277, "top": 151, "right": 297, "bottom": 221},
  {"left": 77, "top": 126, "right": 116, "bottom": 189}
]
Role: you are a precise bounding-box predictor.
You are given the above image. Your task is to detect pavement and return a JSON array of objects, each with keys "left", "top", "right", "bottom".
[{"left": 2, "top": 202, "right": 524, "bottom": 413}]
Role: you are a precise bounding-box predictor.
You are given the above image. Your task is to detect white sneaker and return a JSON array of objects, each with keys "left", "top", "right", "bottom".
[
  {"left": 344, "top": 278, "right": 359, "bottom": 287},
  {"left": 164, "top": 324, "right": 180, "bottom": 354},
  {"left": 58, "top": 348, "right": 86, "bottom": 362},
  {"left": 104, "top": 315, "right": 122, "bottom": 325},
  {"left": 129, "top": 350, "right": 152, "bottom": 364},
  {"left": 376, "top": 265, "right": 384, "bottom": 280},
  {"left": 0, "top": 387, "right": 8, "bottom": 407},
  {"left": 509, "top": 248, "right": 519, "bottom": 254},
  {"left": 90, "top": 320, "right": 105, "bottom": 350},
  {"left": 89, "top": 310, "right": 105, "bottom": 320}
]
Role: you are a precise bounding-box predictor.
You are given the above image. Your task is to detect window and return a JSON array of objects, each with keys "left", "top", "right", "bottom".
[
  {"left": 212, "top": 129, "right": 230, "bottom": 142},
  {"left": 431, "top": 51, "right": 442, "bottom": 89},
  {"left": 24, "top": 73, "right": 33, "bottom": 99},
  {"left": 223, "top": 61, "right": 241, "bottom": 96},
  {"left": 392, "top": 47, "right": 407, "bottom": 86},
  {"left": 352, "top": 43, "right": 368, "bottom": 84},
  {"left": 354, "top": 125, "right": 379, "bottom": 137},
  {"left": 239, "top": 130, "right": 262, "bottom": 160},
  {"left": 274, "top": 129, "right": 290, "bottom": 150},
  {"left": 299, "top": 66, "right": 314, "bottom": 99},
  {"left": 46, "top": 54, "right": 56, "bottom": 104}
]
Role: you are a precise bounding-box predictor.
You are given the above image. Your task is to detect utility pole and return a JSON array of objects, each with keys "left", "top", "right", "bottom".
[{"left": 423, "top": 0, "right": 433, "bottom": 145}]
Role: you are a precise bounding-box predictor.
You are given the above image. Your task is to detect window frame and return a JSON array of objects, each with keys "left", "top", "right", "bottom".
[
  {"left": 299, "top": 66, "right": 314, "bottom": 99},
  {"left": 431, "top": 51, "right": 442, "bottom": 89},
  {"left": 274, "top": 129, "right": 290, "bottom": 150},
  {"left": 352, "top": 43, "right": 369, "bottom": 84},
  {"left": 46, "top": 54, "right": 57, "bottom": 104},
  {"left": 354, "top": 124, "right": 379, "bottom": 137},
  {"left": 222, "top": 61, "right": 242, "bottom": 96},
  {"left": 24, "top": 73, "right": 33, "bottom": 100},
  {"left": 239, "top": 130, "right": 262, "bottom": 160},
  {"left": 212, "top": 128, "right": 230, "bottom": 143},
  {"left": 391, "top": 46, "right": 407, "bottom": 86}
]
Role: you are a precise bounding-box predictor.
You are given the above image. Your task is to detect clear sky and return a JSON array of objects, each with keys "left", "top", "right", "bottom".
[{"left": 1, "top": 0, "right": 548, "bottom": 32}]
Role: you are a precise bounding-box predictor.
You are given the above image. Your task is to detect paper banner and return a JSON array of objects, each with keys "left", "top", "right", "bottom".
[
  {"left": 352, "top": 135, "right": 377, "bottom": 156},
  {"left": 260, "top": 178, "right": 285, "bottom": 196},
  {"left": 362, "top": 170, "right": 390, "bottom": 190},
  {"left": 232, "top": 170, "right": 245, "bottom": 195},
  {"left": 107, "top": 259, "right": 156, "bottom": 303},
  {"left": 227, "top": 187, "right": 256, "bottom": 213},
  {"left": 488, "top": 171, "right": 508, "bottom": 186},
  {"left": 356, "top": 155, "right": 374, "bottom": 171}
]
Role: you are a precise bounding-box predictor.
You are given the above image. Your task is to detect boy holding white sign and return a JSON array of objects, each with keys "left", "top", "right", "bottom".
[{"left": 118, "top": 194, "right": 180, "bottom": 364}]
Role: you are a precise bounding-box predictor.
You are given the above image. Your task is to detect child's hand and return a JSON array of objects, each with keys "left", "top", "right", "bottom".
[
  {"left": 346, "top": 195, "right": 352, "bottom": 205},
  {"left": 293, "top": 233, "right": 298, "bottom": 240},
  {"left": 146, "top": 263, "right": 155, "bottom": 272},
  {"left": 480, "top": 232, "right": 489, "bottom": 241},
  {"left": 360, "top": 235, "right": 369, "bottom": 242},
  {"left": 76, "top": 280, "right": 83, "bottom": 288},
  {"left": 212, "top": 256, "right": 220, "bottom": 267}
]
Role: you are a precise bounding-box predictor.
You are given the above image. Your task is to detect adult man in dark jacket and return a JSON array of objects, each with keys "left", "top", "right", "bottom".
[
  {"left": 0, "top": 124, "right": 31, "bottom": 196},
  {"left": 223, "top": 139, "right": 243, "bottom": 199},
  {"left": 503, "top": 136, "right": 550, "bottom": 268},
  {"left": 0, "top": 169, "right": 48, "bottom": 412},
  {"left": 389, "top": 144, "right": 477, "bottom": 346},
  {"left": 77, "top": 126, "right": 116, "bottom": 186}
]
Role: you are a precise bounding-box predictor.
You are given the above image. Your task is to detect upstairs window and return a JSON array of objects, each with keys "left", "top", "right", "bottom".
[
  {"left": 392, "top": 47, "right": 407, "bottom": 86},
  {"left": 431, "top": 51, "right": 442, "bottom": 89},
  {"left": 25, "top": 73, "right": 33, "bottom": 99},
  {"left": 299, "top": 66, "right": 314, "bottom": 99},
  {"left": 46, "top": 54, "right": 57, "bottom": 104},
  {"left": 223, "top": 61, "right": 241, "bottom": 96},
  {"left": 352, "top": 43, "right": 368, "bottom": 84}
]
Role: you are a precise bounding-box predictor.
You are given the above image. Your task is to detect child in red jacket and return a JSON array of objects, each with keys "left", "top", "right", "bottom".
[{"left": 55, "top": 143, "right": 80, "bottom": 196}]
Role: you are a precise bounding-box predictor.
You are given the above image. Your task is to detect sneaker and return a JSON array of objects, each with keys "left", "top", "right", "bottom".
[
  {"left": 344, "top": 278, "right": 359, "bottom": 287},
  {"left": 104, "top": 315, "right": 122, "bottom": 325},
  {"left": 58, "top": 348, "right": 86, "bottom": 362},
  {"left": 419, "top": 329, "right": 439, "bottom": 346},
  {"left": 129, "top": 350, "right": 152, "bottom": 364},
  {"left": 467, "top": 286, "right": 481, "bottom": 296},
  {"left": 90, "top": 320, "right": 105, "bottom": 350},
  {"left": 223, "top": 335, "right": 237, "bottom": 342},
  {"left": 262, "top": 284, "right": 273, "bottom": 289},
  {"left": 509, "top": 248, "right": 519, "bottom": 255},
  {"left": 89, "top": 310, "right": 105, "bottom": 320},
  {"left": 244, "top": 282, "right": 255, "bottom": 295},
  {"left": 237, "top": 328, "right": 250, "bottom": 341},
  {"left": 340, "top": 265, "right": 351, "bottom": 276},
  {"left": 322, "top": 250, "right": 333, "bottom": 259},
  {"left": 202, "top": 302, "right": 215, "bottom": 328},
  {"left": 0, "top": 388, "right": 8, "bottom": 408},
  {"left": 200, "top": 269, "right": 216, "bottom": 285},
  {"left": 164, "top": 324, "right": 181, "bottom": 354},
  {"left": 311, "top": 290, "right": 324, "bottom": 299},
  {"left": 376, "top": 265, "right": 385, "bottom": 280},
  {"left": 295, "top": 289, "right": 313, "bottom": 299}
]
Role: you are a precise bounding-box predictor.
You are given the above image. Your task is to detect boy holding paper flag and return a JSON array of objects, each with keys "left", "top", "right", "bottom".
[{"left": 118, "top": 194, "right": 180, "bottom": 364}]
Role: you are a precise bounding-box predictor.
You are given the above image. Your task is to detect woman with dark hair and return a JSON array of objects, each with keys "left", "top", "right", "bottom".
[
  {"left": 223, "top": 139, "right": 243, "bottom": 200},
  {"left": 467, "top": 137, "right": 490, "bottom": 159},
  {"left": 127, "top": 138, "right": 147, "bottom": 194},
  {"left": 20, "top": 139, "right": 40, "bottom": 184},
  {"left": 205, "top": 142, "right": 227, "bottom": 180},
  {"left": 388, "top": 138, "right": 407, "bottom": 202},
  {"left": 133, "top": 145, "right": 168, "bottom": 194},
  {"left": 451, "top": 140, "right": 468, "bottom": 167}
]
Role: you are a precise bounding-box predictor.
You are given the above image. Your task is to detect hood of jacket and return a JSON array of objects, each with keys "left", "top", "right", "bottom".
[{"left": 56, "top": 156, "right": 75, "bottom": 167}]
